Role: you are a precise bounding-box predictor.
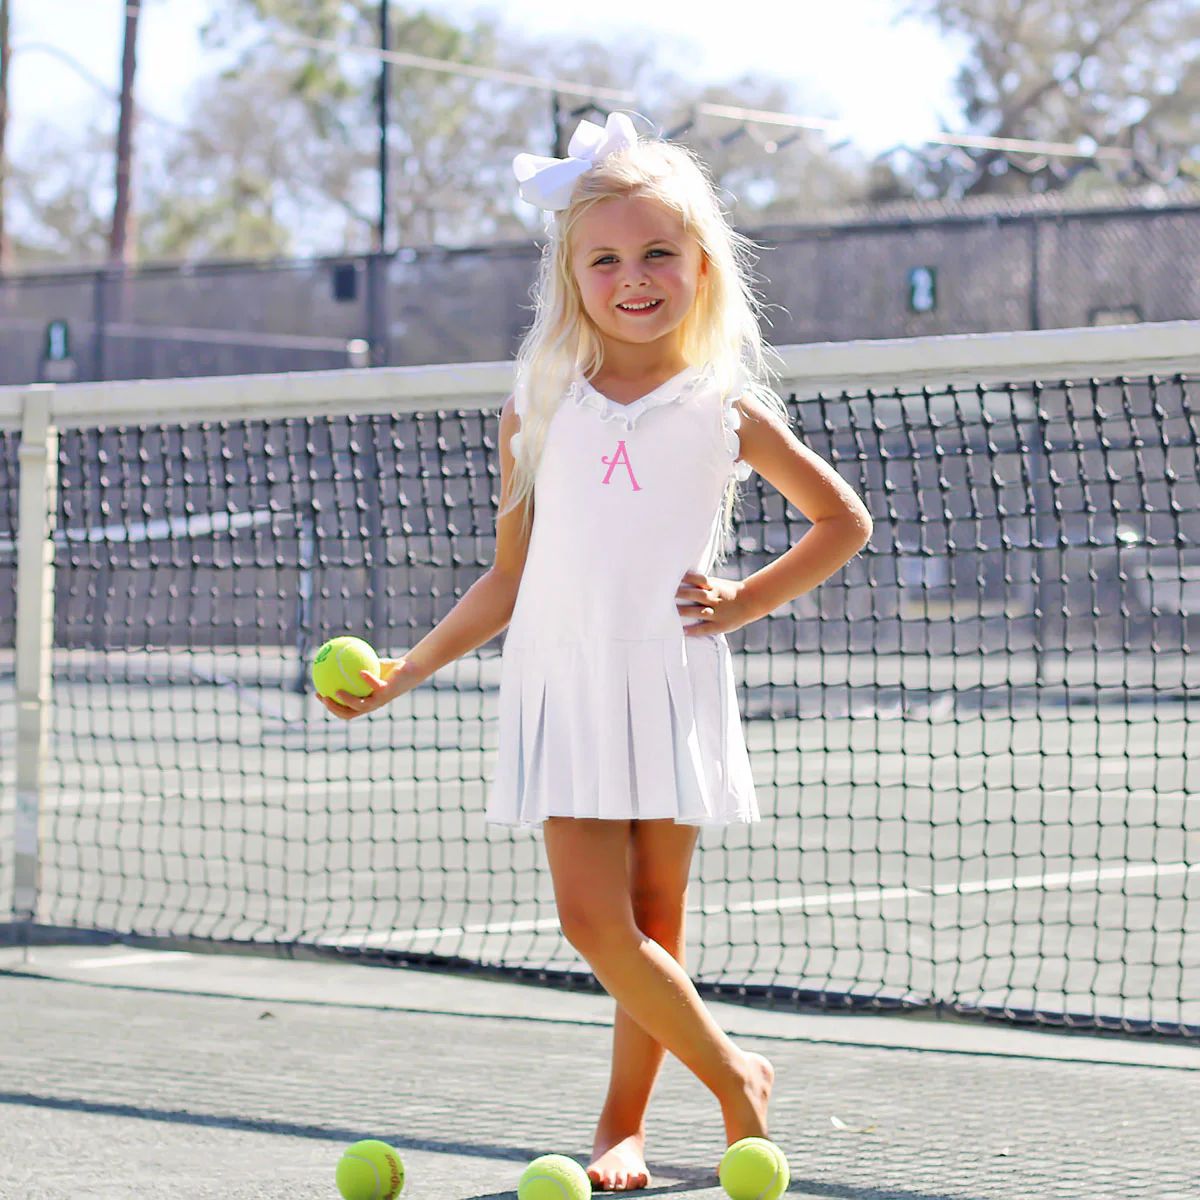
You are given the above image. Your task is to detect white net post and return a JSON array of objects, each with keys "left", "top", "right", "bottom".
[{"left": 13, "top": 385, "right": 58, "bottom": 923}]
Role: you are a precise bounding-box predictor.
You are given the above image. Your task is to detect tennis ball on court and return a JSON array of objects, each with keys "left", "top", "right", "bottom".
[
  {"left": 312, "top": 635, "right": 380, "bottom": 700},
  {"left": 517, "top": 1153, "right": 591, "bottom": 1199},
  {"left": 335, "top": 1139, "right": 405, "bottom": 1200},
  {"left": 719, "top": 1137, "right": 789, "bottom": 1200}
]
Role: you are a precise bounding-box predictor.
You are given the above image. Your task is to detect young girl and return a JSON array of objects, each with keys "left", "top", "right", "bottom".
[{"left": 320, "top": 112, "right": 873, "bottom": 1192}]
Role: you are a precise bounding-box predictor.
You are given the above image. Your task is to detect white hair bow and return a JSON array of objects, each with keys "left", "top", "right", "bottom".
[{"left": 512, "top": 112, "right": 639, "bottom": 211}]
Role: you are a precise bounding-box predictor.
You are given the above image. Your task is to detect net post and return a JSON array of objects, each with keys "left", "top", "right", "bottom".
[{"left": 13, "top": 385, "right": 58, "bottom": 924}]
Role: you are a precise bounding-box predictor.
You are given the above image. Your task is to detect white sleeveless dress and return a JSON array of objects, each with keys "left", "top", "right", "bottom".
[{"left": 485, "top": 364, "right": 760, "bottom": 827}]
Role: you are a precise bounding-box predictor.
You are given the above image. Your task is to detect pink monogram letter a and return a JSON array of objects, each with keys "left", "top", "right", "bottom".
[{"left": 601, "top": 440, "right": 641, "bottom": 491}]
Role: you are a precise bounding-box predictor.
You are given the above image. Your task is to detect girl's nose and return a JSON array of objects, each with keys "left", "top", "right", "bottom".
[{"left": 619, "top": 263, "right": 651, "bottom": 287}]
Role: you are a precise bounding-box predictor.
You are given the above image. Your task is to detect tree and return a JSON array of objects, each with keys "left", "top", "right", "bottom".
[
  {"left": 668, "top": 79, "right": 885, "bottom": 224},
  {"left": 904, "top": 0, "right": 1200, "bottom": 195},
  {"left": 505, "top": 35, "right": 898, "bottom": 231},
  {"left": 4, "top": 1, "right": 905, "bottom": 266},
  {"left": 201, "top": 1, "right": 894, "bottom": 251},
  {"left": 135, "top": 67, "right": 298, "bottom": 261},
  {"left": 0, "top": 0, "right": 11, "bottom": 271},
  {"left": 109, "top": 1, "right": 141, "bottom": 263},
  {"left": 6, "top": 121, "right": 110, "bottom": 265},
  {"left": 201, "top": 0, "right": 540, "bottom": 248}
]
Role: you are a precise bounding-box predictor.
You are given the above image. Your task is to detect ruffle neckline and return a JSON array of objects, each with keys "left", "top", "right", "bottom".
[
  {"left": 511, "top": 362, "right": 752, "bottom": 482},
  {"left": 571, "top": 364, "right": 709, "bottom": 431},
  {"left": 574, "top": 363, "right": 752, "bottom": 480}
]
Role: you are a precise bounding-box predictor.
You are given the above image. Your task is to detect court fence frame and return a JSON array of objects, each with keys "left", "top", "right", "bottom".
[{"left": 3, "top": 320, "right": 1200, "bottom": 1039}]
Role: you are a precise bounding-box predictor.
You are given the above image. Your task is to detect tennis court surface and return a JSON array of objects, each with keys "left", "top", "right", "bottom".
[
  {"left": 3, "top": 323, "right": 1200, "bottom": 1196},
  {"left": 1, "top": 945, "right": 1197, "bottom": 1199}
]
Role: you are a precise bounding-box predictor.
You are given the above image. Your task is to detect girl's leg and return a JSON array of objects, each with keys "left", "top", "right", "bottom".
[
  {"left": 542, "top": 818, "right": 772, "bottom": 1187},
  {"left": 587, "top": 819, "right": 699, "bottom": 1191}
]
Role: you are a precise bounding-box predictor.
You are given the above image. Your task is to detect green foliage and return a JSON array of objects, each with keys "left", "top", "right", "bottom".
[
  {"left": 6, "top": 0, "right": 908, "bottom": 265},
  {"left": 6, "top": 122, "right": 110, "bottom": 265},
  {"left": 904, "top": 0, "right": 1200, "bottom": 194}
]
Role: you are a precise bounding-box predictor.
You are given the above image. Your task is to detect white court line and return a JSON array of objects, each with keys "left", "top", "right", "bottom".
[
  {"left": 34, "top": 793, "right": 169, "bottom": 813},
  {"left": 346, "top": 916, "right": 563, "bottom": 947},
  {"left": 6, "top": 780, "right": 1186, "bottom": 817},
  {"left": 709, "top": 860, "right": 1200, "bottom": 917},
  {"left": 61, "top": 951, "right": 194, "bottom": 970},
  {"left": 354, "top": 860, "right": 1200, "bottom": 945},
  {"left": 0, "top": 777, "right": 437, "bottom": 814}
]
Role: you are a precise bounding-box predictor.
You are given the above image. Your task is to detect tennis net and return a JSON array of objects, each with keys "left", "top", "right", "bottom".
[{"left": 2, "top": 322, "right": 1199, "bottom": 1037}]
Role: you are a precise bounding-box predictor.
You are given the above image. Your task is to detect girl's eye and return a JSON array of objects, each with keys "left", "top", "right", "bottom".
[{"left": 591, "top": 249, "right": 673, "bottom": 266}]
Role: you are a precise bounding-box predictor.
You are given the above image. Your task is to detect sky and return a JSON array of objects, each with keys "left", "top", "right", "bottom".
[{"left": 9, "top": 0, "right": 966, "bottom": 156}]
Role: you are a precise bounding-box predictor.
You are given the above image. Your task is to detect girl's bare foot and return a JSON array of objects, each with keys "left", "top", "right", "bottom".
[
  {"left": 587, "top": 1128, "right": 651, "bottom": 1192},
  {"left": 721, "top": 1051, "right": 775, "bottom": 1146}
]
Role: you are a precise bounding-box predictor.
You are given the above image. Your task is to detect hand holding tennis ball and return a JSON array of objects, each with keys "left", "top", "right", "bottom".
[
  {"left": 312, "top": 635, "right": 410, "bottom": 719},
  {"left": 719, "top": 1137, "right": 789, "bottom": 1200},
  {"left": 335, "top": 1139, "right": 405, "bottom": 1200}
]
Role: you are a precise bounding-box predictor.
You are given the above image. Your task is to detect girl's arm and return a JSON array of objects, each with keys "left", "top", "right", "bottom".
[
  {"left": 701, "top": 396, "right": 873, "bottom": 629},
  {"left": 319, "top": 397, "right": 532, "bottom": 717}
]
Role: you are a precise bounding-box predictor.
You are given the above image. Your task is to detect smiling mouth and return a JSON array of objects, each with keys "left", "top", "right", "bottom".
[{"left": 616, "top": 298, "right": 664, "bottom": 314}]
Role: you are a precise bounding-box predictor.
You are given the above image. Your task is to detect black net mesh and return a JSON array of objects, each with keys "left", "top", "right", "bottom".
[{"left": 2, "top": 368, "right": 1198, "bottom": 1036}]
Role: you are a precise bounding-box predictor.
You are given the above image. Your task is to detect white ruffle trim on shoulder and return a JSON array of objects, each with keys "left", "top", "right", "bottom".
[
  {"left": 722, "top": 393, "right": 754, "bottom": 482},
  {"left": 513, "top": 378, "right": 531, "bottom": 419},
  {"left": 509, "top": 379, "right": 530, "bottom": 459}
]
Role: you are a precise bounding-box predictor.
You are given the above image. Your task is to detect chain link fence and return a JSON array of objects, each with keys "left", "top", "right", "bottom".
[{"left": 2, "top": 198, "right": 1199, "bottom": 385}]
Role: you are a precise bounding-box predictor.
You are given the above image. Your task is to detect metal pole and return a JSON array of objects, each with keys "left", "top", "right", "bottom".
[
  {"left": 294, "top": 512, "right": 316, "bottom": 693},
  {"left": 1029, "top": 217, "right": 1041, "bottom": 331},
  {"left": 552, "top": 91, "right": 566, "bottom": 157},
  {"left": 378, "top": 0, "right": 390, "bottom": 254},
  {"left": 92, "top": 269, "right": 107, "bottom": 381},
  {"left": 13, "top": 385, "right": 58, "bottom": 926},
  {"left": 1026, "top": 398, "right": 1054, "bottom": 688},
  {"left": 371, "top": 0, "right": 392, "bottom": 369},
  {"left": 368, "top": 1, "right": 393, "bottom": 639}
]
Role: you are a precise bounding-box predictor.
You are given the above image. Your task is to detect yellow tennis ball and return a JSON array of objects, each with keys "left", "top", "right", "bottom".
[
  {"left": 312, "top": 635, "right": 380, "bottom": 700},
  {"left": 719, "top": 1137, "right": 789, "bottom": 1200},
  {"left": 335, "top": 1139, "right": 404, "bottom": 1200},
  {"left": 517, "top": 1153, "right": 591, "bottom": 1199}
]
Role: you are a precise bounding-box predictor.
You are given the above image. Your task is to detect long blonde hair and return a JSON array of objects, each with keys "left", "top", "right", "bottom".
[{"left": 502, "top": 128, "right": 791, "bottom": 564}]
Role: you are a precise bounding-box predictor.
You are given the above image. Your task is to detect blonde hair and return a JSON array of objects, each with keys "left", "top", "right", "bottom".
[{"left": 501, "top": 127, "right": 791, "bottom": 564}]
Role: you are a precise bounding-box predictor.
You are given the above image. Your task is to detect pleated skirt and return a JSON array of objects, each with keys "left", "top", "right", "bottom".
[{"left": 486, "top": 634, "right": 759, "bottom": 827}]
